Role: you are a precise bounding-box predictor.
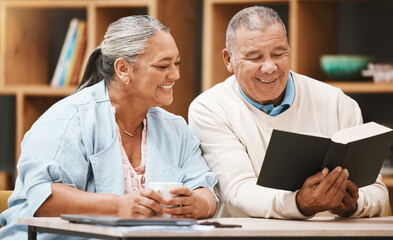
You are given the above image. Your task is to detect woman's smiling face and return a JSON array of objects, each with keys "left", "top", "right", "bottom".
[{"left": 129, "top": 30, "right": 180, "bottom": 107}]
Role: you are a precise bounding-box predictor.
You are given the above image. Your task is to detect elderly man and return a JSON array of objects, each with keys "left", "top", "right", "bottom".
[{"left": 188, "top": 6, "right": 388, "bottom": 219}]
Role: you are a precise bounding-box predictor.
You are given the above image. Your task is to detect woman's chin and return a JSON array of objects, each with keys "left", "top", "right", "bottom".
[{"left": 154, "top": 98, "right": 173, "bottom": 107}]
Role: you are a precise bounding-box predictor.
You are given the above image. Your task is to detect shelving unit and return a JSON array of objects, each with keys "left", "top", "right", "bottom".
[
  {"left": 326, "top": 81, "right": 393, "bottom": 94},
  {"left": 0, "top": 0, "right": 198, "bottom": 179},
  {"left": 202, "top": 0, "right": 393, "bottom": 92}
]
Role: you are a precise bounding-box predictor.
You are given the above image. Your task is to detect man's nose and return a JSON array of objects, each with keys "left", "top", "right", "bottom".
[{"left": 260, "top": 59, "right": 277, "bottom": 74}]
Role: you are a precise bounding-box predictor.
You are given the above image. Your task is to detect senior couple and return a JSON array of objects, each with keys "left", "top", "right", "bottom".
[{"left": 0, "top": 6, "right": 389, "bottom": 239}]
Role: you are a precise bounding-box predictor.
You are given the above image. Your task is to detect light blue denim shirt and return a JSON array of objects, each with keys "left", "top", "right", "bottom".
[
  {"left": 0, "top": 80, "right": 218, "bottom": 240},
  {"left": 239, "top": 73, "right": 295, "bottom": 116}
]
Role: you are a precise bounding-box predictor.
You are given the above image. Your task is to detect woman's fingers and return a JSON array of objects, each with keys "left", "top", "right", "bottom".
[{"left": 169, "top": 186, "right": 192, "bottom": 196}]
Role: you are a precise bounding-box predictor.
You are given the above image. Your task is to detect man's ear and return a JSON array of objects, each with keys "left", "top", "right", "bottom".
[
  {"left": 114, "top": 58, "right": 132, "bottom": 84},
  {"left": 222, "top": 48, "right": 234, "bottom": 73}
]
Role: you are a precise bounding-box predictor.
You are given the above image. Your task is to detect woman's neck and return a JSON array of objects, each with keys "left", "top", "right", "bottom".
[{"left": 107, "top": 80, "right": 148, "bottom": 131}]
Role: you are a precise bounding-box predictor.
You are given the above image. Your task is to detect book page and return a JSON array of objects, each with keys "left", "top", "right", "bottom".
[{"left": 332, "top": 122, "right": 392, "bottom": 144}]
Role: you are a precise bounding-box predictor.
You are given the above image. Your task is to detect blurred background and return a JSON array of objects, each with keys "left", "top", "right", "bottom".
[{"left": 0, "top": 0, "right": 392, "bottom": 211}]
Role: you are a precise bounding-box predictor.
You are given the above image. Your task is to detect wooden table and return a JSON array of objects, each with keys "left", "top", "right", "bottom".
[{"left": 18, "top": 216, "right": 393, "bottom": 239}]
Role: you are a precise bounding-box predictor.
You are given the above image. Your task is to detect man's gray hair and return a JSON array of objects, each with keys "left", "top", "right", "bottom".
[
  {"left": 226, "top": 6, "right": 286, "bottom": 54},
  {"left": 101, "top": 15, "right": 169, "bottom": 69}
]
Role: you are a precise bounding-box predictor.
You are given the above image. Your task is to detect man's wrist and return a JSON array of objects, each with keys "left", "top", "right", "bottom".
[{"left": 342, "top": 202, "right": 358, "bottom": 218}]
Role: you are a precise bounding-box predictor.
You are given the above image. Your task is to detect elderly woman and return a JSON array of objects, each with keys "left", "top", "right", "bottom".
[{"left": 0, "top": 15, "right": 217, "bottom": 239}]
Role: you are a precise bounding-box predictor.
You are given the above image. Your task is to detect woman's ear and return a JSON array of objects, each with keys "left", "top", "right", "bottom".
[
  {"left": 222, "top": 49, "right": 234, "bottom": 73},
  {"left": 114, "top": 58, "right": 133, "bottom": 85}
]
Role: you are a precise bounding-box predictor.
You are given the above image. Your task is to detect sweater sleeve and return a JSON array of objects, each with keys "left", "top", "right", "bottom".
[
  {"left": 189, "top": 97, "right": 308, "bottom": 219},
  {"left": 336, "top": 91, "right": 389, "bottom": 218}
]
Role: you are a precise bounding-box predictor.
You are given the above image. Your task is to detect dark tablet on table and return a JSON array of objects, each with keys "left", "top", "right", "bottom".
[{"left": 60, "top": 214, "right": 196, "bottom": 227}]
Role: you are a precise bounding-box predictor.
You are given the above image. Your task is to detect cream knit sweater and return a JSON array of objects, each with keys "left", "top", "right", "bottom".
[{"left": 189, "top": 71, "right": 388, "bottom": 219}]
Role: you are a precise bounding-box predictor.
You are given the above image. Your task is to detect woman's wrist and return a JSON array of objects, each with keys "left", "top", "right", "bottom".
[{"left": 201, "top": 194, "right": 211, "bottom": 219}]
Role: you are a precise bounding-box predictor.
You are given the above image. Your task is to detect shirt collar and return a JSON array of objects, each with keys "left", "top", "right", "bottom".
[{"left": 239, "top": 73, "right": 295, "bottom": 116}]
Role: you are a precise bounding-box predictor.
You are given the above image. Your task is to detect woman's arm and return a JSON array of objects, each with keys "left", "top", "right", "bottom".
[{"left": 35, "top": 183, "right": 164, "bottom": 217}]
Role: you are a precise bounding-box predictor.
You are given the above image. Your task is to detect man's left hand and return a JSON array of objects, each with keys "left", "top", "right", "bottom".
[{"left": 329, "top": 180, "right": 359, "bottom": 217}]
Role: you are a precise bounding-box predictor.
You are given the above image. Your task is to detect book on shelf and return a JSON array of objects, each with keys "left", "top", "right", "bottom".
[
  {"left": 50, "top": 18, "right": 87, "bottom": 88},
  {"left": 68, "top": 21, "right": 87, "bottom": 87},
  {"left": 362, "top": 62, "right": 393, "bottom": 83},
  {"left": 257, "top": 122, "right": 393, "bottom": 192},
  {"left": 50, "top": 18, "right": 78, "bottom": 88}
]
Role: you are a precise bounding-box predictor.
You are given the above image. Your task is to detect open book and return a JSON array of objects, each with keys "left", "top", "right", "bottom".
[{"left": 257, "top": 122, "right": 393, "bottom": 191}]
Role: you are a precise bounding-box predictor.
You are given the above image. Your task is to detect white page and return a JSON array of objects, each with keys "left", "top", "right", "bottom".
[{"left": 331, "top": 122, "right": 392, "bottom": 144}]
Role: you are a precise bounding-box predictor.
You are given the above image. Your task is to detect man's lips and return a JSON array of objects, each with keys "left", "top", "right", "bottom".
[{"left": 256, "top": 77, "right": 278, "bottom": 83}]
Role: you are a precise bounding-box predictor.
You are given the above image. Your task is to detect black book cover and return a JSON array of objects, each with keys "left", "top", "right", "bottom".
[{"left": 257, "top": 124, "right": 393, "bottom": 191}]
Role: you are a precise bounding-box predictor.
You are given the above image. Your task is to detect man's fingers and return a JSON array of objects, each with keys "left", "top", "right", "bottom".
[
  {"left": 317, "top": 167, "right": 344, "bottom": 191},
  {"left": 326, "top": 168, "right": 348, "bottom": 195},
  {"left": 304, "top": 167, "right": 329, "bottom": 186},
  {"left": 346, "top": 180, "right": 359, "bottom": 199}
]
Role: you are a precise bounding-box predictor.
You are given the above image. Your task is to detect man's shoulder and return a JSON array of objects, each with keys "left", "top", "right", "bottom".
[
  {"left": 192, "top": 75, "right": 238, "bottom": 105},
  {"left": 292, "top": 71, "right": 359, "bottom": 112},
  {"left": 292, "top": 72, "right": 341, "bottom": 91}
]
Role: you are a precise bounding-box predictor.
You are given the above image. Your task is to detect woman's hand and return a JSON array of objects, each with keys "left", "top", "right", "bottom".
[
  {"left": 162, "top": 187, "right": 216, "bottom": 219},
  {"left": 116, "top": 188, "right": 164, "bottom": 217}
]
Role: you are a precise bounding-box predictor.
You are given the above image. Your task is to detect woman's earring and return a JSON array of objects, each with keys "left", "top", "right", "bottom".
[{"left": 125, "top": 78, "right": 130, "bottom": 85}]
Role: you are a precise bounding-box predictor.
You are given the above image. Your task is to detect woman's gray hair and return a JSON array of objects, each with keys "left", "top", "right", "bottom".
[
  {"left": 78, "top": 15, "right": 169, "bottom": 91},
  {"left": 226, "top": 6, "right": 286, "bottom": 54},
  {"left": 101, "top": 15, "right": 168, "bottom": 69}
]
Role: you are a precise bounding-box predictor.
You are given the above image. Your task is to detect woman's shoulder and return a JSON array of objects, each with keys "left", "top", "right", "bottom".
[
  {"left": 148, "top": 107, "right": 184, "bottom": 122},
  {"left": 147, "top": 107, "right": 192, "bottom": 136},
  {"left": 37, "top": 81, "right": 109, "bottom": 122}
]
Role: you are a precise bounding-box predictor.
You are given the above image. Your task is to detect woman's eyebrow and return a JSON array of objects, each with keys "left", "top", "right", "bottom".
[{"left": 157, "top": 54, "right": 180, "bottom": 62}]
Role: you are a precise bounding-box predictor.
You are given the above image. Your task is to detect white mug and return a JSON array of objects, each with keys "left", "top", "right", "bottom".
[{"left": 148, "top": 182, "right": 183, "bottom": 217}]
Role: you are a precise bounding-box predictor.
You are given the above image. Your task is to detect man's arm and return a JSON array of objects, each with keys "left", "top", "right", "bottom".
[
  {"left": 188, "top": 99, "right": 306, "bottom": 219},
  {"left": 336, "top": 92, "right": 389, "bottom": 217}
]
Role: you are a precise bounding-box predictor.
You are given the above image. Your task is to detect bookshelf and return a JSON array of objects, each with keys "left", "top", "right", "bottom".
[
  {"left": 0, "top": 0, "right": 199, "bottom": 181},
  {"left": 202, "top": 0, "right": 393, "bottom": 92}
]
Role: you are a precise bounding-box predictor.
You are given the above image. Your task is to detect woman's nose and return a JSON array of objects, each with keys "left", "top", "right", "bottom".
[{"left": 169, "top": 65, "right": 180, "bottom": 80}]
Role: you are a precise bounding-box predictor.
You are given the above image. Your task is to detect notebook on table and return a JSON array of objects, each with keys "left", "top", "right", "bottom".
[{"left": 60, "top": 214, "right": 197, "bottom": 227}]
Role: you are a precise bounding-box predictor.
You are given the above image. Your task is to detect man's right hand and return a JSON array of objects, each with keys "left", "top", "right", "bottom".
[{"left": 296, "top": 167, "right": 349, "bottom": 216}]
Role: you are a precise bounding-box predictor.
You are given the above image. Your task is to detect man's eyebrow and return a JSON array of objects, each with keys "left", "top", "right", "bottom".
[
  {"left": 273, "top": 46, "right": 289, "bottom": 51},
  {"left": 243, "top": 50, "right": 260, "bottom": 57}
]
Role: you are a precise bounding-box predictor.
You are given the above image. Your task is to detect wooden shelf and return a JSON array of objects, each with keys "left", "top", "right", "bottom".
[
  {"left": 0, "top": 85, "right": 76, "bottom": 96},
  {"left": 0, "top": 0, "right": 200, "bottom": 180},
  {"left": 325, "top": 82, "right": 393, "bottom": 94}
]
